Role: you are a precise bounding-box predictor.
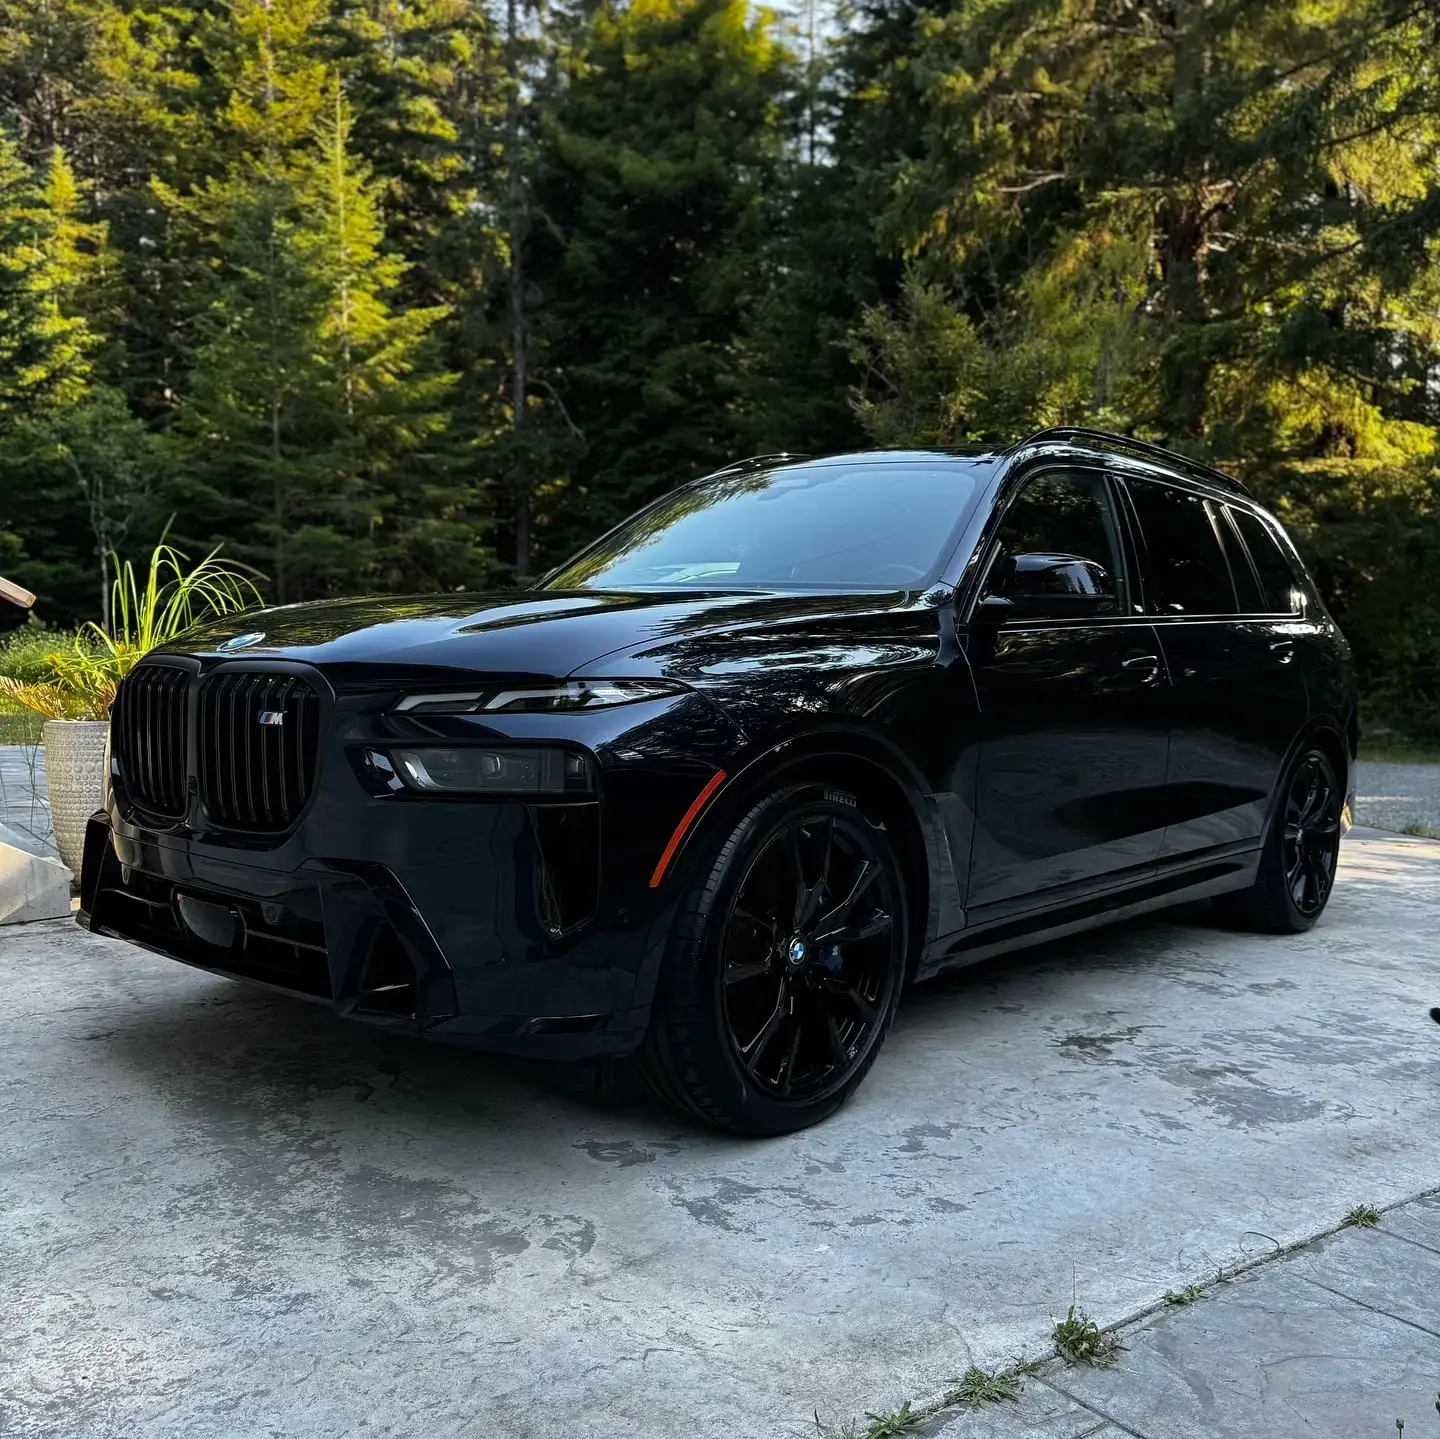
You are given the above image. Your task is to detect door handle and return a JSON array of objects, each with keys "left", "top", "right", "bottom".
[
  {"left": 1270, "top": 639, "right": 1296, "bottom": 664},
  {"left": 1119, "top": 653, "right": 1162, "bottom": 684}
]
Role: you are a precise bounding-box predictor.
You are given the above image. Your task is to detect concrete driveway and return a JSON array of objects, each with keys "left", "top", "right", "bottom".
[{"left": 3, "top": 833, "right": 1439, "bottom": 1438}]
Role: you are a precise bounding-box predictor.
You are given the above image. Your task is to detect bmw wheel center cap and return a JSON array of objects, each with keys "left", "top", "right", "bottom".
[{"left": 787, "top": 936, "right": 808, "bottom": 967}]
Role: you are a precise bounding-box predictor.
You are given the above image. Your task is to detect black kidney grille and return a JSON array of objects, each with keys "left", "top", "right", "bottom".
[
  {"left": 114, "top": 664, "right": 190, "bottom": 817},
  {"left": 198, "top": 672, "right": 321, "bottom": 831}
]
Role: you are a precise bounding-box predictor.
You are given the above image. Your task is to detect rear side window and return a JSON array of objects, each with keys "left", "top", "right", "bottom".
[
  {"left": 1126, "top": 479, "right": 1236, "bottom": 615},
  {"left": 1229, "top": 507, "right": 1301, "bottom": 614}
]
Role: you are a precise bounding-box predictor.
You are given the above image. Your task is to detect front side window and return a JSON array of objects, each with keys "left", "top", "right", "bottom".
[
  {"left": 544, "top": 460, "right": 984, "bottom": 591},
  {"left": 1127, "top": 479, "right": 1236, "bottom": 615},
  {"left": 1229, "top": 507, "right": 1301, "bottom": 614},
  {"left": 981, "top": 470, "right": 1126, "bottom": 616}
]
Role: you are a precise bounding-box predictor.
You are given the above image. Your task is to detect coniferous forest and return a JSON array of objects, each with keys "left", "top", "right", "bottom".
[{"left": 2, "top": 0, "right": 1440, "bottom": 737}]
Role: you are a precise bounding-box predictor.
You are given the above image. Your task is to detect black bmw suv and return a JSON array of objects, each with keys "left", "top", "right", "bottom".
[{"left": 81, "top": 428, "right": 1356, "bottom": 1134}]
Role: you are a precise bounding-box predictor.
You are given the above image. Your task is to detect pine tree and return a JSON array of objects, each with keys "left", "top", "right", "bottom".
[
  {"left": 162, "top": 0, "right": 477, "bottom": 601},
  {"left": 530, "top": 0, "right": 789, "bottom": 560},
  {"left": 0, "top": 139, "right": 158, "bottom": 626},
  {"left": 158, "top": 0, "right": 335, "bottom": 600},
  {"left": 0, "top": 135, "right": 94, "bottom": 427},
  {"left": 297, "top": 85, "right": 479, "bottom": 591},
  {"left": 323, "top": 0, "right": 505, "bottom": 306},
  {"left": 848, "top": 0, "right": 1440, "bottom": 474}
]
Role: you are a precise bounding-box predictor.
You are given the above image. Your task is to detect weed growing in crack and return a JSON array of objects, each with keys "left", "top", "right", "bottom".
[
  {"left": 948, "top": 1366, "right": 1023, "bottom": 1406},
  {"left": 861, "top": 1402, "right": 922, "bottom": 1437},
  {"left": 1342, "top": 1204, "right": 1381, "bottom": 1228},
  {"left": 813, "top": 1403, "right": 923, "bottom": 1439},
  {"left": 1163, "top": 1284, "right": 1205, "bottom": 1306},
  {"left": 1053, "top": 1304, "right": 1122, "bottom": 1367}
]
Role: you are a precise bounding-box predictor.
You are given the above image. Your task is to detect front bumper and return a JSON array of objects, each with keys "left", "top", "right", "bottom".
[
  {"left": 79, "top": 675, "right": 748, "bottom": 1060},
  {"left": 79, "top": 806, "right": 667, "bottom": 1059}
]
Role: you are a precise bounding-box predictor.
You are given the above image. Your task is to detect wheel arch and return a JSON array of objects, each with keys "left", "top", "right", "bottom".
[
  {"left": 1267, "top": 717, "right": 1350, "bottom": 840},
  {"left": 657, "top": 725, "right": 955, "bottom": 977}
]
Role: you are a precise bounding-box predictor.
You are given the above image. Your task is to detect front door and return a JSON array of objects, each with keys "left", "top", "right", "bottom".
[{"left": 963, "top": 469, "right": 1171, "bottom": 912}]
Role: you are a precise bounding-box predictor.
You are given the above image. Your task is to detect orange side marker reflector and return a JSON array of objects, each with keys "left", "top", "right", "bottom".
[{"left": 649, "top": 769, "right": 727, "bottom": 888}]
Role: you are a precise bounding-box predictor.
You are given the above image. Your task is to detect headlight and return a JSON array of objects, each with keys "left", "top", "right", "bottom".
[
  {"left": 390, "top": 746, "right": 596, "bottom": 796},
  {"left": 394, "top": 679, "right": 685, "bottom": 715}
]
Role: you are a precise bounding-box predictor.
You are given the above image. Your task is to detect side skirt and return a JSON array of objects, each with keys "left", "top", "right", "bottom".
[{"left": 916, "top": 848, "right": 1261, "bottom": 979}]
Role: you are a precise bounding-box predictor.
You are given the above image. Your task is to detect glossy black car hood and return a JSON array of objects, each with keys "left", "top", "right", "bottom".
[{"left": 163, "top": 588, "right": 912, "bottom": 680}]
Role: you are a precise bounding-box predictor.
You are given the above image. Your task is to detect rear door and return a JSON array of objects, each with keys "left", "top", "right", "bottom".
[
  {"left": 1122, "top": 475, "right": 1309, "bottom": 860},
  {"left": 963, "top": 467, "right": 1170, "bottom": 911}
]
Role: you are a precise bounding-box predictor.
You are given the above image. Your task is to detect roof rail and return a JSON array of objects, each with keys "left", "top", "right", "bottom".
[
  {"left": 1015, "top": 427, "right": 1249, "bottom": 497},
  {"left": 708, "top": 452, "right": 808, "bottom": 477}
]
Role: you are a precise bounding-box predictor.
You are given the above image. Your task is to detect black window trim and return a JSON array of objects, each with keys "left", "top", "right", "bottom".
[{"left": 962, "top": 463, "right": 1146, "bottom": 628}]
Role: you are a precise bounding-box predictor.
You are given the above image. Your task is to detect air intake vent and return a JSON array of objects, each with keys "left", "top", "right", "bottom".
[
  {"left": 198, "top": 672, "right": 321, "bottom": 831},
  {"left": 113, "top": 664, "right": 190, "bottom": 817}
]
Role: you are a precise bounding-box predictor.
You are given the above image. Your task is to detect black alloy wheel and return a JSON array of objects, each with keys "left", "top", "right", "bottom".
[
  {"left": 1281, "top": 751, "right": 1342, "bottom": 918},
  {"left": 1216, "top": 746, "right": 1343, "bottom": 933},
  {"left": 640, "top": 785, "right": 909, "bottom": 1134},
  {"left": 720, "top": 807, "right": 899, "bottom": 1102}
]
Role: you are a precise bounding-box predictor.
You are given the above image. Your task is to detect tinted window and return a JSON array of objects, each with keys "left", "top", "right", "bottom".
[
  {"left": 1230, "top": 507, "right": 1300, "bottom": 614},
  {"left": 984, "top": 471, "right": 1125, "bottom": 612},
  {"left": 1127, "top": 480, "right": 1236, "bottom": 614},
  {"left": 545, "top": 461, "right": 982, "bottom": 591},
  {"left": 1215, "top": 508, "right": 1264, "bottom": 612}
]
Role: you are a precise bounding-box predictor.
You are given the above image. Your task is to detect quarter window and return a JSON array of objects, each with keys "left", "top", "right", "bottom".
[
  {"left": 1230, "top": 507, "right": 1301, "bottom": 614},
  {"left": 1127, "top": 480, "right": 1236, "bottom": 615},
  {"left": 1215, "top": 508, "right": 1265, "bottom": 612}
]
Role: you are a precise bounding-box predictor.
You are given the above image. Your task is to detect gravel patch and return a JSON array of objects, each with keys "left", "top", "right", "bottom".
[{"left": 1353, "top": 760, "right": 1440, "bottom": 836}]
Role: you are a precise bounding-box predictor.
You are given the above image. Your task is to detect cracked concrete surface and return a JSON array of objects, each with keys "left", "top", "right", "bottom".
[
  {"left": 2, "top": 832, "right": 1439, "bottom": 1438},
  {"left": 931, "top": 1193, "right": 1440, "bottom": 1438}
]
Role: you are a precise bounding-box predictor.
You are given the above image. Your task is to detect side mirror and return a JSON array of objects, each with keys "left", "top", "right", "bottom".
[
  {"left": 974, "top": 595, "right": 1015, "bottom": 623},
  {"left": 978, "top": 552, "right": 1118, "bottom": 622}
]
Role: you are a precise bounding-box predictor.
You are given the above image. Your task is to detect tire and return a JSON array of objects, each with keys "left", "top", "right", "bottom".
[
  {"left": 639, "top": 783, "right": 909, "bottom": 1135},
  {"left": 1214, "top": 746, "right": 1343, "bottom": 934}
]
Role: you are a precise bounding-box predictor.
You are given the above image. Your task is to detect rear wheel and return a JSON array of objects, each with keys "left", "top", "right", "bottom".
[
  {"left": 639, "top": 784, "right": 908, "bottom": 1135},
  {"left": 1215, "top": 747, "right": 1342, "bottom": 933}
]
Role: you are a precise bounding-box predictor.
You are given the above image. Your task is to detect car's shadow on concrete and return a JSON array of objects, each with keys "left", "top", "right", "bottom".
[{"left": 90, "top": 902, "right": 1217, "bottom": 1148}]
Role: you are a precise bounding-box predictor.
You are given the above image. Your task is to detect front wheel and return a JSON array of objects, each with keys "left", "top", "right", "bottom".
[
  {"left": 639, "top": 785, "right": 909, "bottom": 1135},
  {"left": 1215, "top": 747, "right": 1343, "bottom": 933}
]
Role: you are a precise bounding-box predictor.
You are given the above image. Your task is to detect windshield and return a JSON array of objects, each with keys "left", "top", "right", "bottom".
[{"left": 545, "top": 460, "right": 985, "bottom": 591}]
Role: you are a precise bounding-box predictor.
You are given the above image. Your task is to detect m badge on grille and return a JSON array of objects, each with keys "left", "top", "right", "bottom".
[{"left": 257, "top": 711, "right": 286, "bottom": 726}]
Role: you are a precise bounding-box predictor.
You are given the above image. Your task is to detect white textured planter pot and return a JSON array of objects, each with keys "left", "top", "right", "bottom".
[{"left": 42, "top": 719, "right": 109, "bottom": 878}]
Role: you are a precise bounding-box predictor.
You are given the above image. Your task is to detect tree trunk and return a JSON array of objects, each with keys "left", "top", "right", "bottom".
[
  {"left": 1162, "top": 0, "right": 1213, "bottom": 441},
  {"left": 506, "top": 0, "right": 530, "bottom": 578}
]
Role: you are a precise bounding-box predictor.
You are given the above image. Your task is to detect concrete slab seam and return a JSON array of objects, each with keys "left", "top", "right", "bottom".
[
  {"left": 850, "top": 1185, "right": 1440, "bottom": 1439},
  {"left": 1295, "top": 1274, "right": 1440, "bottom": 1343},
  {"left": 1032, "top": 1376, "right": 1157, "bottom": 1439},
  {"left": 1076, "top": 1180, "right": 1440, "bottom": 1340},
  {"left": 1372, "top": 1226, "right": 1440, "bottom": 1262}
]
